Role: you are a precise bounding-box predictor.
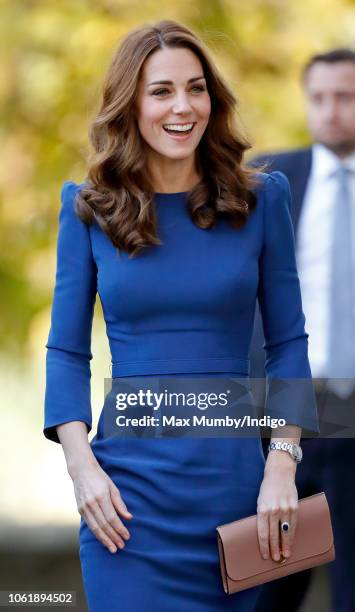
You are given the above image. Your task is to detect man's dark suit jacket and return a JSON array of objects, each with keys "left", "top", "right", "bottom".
[{"left": 249, "top": 146, "right": 313, "bottom": 379}]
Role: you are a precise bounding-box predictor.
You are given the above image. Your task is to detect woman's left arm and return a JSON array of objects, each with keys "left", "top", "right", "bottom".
[
  {"left": 256, "top": 171, "right": 319, "bottom": 562},
  {"left": 257, "top": 424, "right": 300, "bottom": 562}
]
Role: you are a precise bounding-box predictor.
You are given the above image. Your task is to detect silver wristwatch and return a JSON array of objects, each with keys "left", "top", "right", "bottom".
[{"left": 268, "top": 441, "right": 303, "bottom": 464}]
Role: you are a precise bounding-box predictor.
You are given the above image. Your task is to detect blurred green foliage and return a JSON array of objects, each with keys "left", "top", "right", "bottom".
[{"left": 1, "top": 0, "right": 354, "bottom": 355}]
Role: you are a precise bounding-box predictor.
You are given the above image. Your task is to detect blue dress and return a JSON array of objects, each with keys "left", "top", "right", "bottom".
[{"left": 44, "top": 171, "right": 318, "bottom": 611}]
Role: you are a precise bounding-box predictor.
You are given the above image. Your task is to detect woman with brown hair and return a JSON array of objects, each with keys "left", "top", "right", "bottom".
[{"left": 44, "top": 19, "right": 318, "bottom": 611}]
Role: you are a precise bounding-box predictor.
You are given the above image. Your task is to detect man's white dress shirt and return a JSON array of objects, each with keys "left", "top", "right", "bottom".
[{"left": 296, "top": 143, "right": 355, "bottom": 377}]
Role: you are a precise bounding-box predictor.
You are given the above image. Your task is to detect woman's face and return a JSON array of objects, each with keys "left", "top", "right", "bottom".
[{"left": 135, "top": 46, "right": 211, "bottom": 161}]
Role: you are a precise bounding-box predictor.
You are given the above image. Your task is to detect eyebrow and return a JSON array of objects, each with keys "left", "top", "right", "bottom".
[{"left": 147, "top": 76, "right": 206, "bottom": 87}]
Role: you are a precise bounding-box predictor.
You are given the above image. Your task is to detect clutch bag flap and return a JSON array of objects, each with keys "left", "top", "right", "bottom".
[{"left": 216, "top": 492, "right": 335, "bottom": 594}]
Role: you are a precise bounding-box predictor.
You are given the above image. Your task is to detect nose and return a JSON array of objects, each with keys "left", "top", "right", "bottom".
[
  {"left": 171, "top": 92, "right": 193, "bottom": 115},
  {"left": 322, "top": 99, "right": 338, "bottom": 122}
]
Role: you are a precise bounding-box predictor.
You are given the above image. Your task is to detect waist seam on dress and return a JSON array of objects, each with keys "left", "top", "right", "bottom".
[{"left": 110, "top": 357, "right": 250, "bottom": 377}]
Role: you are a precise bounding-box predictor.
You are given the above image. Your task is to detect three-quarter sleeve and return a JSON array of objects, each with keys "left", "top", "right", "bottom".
[
  {"left": 43, "top": 181, "right": 97, "bottom": 443},
  {"left": 257, "top": 171, "right": 319, "bottom": 433}
]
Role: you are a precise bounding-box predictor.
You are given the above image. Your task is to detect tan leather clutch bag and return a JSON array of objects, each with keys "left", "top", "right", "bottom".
[{"left": 216, "top": 491, "right": 335, "bottom": 595}]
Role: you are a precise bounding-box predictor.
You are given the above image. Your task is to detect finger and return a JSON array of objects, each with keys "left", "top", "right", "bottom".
[
  {"left": 257, "top": 510, "right": 270, "bottom": 560},
  {"left": 89, "top": 499, "right": 127, "bottom": 550},
  {"left": 269, "top": 508, "right": 281, "bottom": 561},
  {"left": 110, "top": 483, "right": 133, "bottom": 519},
  {"left": 279, "top": 512, "right": 292, "bottom": 558},
  {"left": 100, "top": 495, "right": 131, "bottom": 542},
  {"left": 81, "top": 507, "right": 120, "bottom": 554},
  {"left": 286, "top": 504, "right": 298, "bottom": 552}
]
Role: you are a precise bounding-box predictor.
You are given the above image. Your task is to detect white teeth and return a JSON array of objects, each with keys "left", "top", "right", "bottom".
[{"left": 163, "top": 123, "right": 194, "bottom": 132}]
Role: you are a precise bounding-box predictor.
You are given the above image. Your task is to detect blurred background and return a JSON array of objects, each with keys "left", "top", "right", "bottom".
[{"left": 1, "top": 0, "right": 354, "bottom": 609}]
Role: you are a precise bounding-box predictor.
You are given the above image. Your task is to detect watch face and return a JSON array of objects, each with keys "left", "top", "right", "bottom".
[{"left": 292, "top": 445, "right": 302, "bottom": 461}]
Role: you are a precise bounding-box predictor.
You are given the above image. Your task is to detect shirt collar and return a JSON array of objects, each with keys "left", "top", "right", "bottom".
[{"left": 311, "top": 143, "right": 355, "bottom": 178}]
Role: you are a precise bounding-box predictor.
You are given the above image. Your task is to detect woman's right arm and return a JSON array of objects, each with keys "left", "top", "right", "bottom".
[
  {"left": 57, "top": 421, "right": 132, "bottom": 553},
  {"left": 44, "top": 181, "right": 132, "bottom": 553}
]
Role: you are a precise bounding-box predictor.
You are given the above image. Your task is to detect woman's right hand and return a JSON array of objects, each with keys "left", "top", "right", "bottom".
[{"left": 70, "top": 460, "right": 133, "bottom": 554}]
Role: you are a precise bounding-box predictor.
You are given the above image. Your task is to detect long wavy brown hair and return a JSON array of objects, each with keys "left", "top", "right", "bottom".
[{"left": 76, "top": 20, "right": 264, "bottom": 258}]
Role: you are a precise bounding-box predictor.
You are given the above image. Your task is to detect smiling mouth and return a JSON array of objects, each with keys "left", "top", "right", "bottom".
[{"left": 162, "top": 122, "right": 196, "bottom": 135}]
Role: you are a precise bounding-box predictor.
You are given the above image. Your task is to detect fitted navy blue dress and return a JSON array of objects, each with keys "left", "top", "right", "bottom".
[{"left": 44, "top": 171, "right": 318, "bottom": 611}]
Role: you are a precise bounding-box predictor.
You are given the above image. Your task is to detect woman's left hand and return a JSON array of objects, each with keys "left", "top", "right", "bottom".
[{"left": 256, "top": 450, "right": 298, "bottom": 562}]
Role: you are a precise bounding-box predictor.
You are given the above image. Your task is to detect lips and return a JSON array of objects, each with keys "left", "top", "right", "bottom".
[{"left": 162, "top": 123, "right": 196, "bottom": 139}]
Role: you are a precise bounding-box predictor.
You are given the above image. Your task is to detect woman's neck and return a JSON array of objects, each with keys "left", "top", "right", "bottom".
[{"left": 147, "top": 152, "right": 201, "bottom": 193}]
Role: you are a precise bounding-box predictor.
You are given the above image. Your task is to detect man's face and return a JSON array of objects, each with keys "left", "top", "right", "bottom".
[{"left": 303, "top": 61, "right": 355, "bottom": 156}]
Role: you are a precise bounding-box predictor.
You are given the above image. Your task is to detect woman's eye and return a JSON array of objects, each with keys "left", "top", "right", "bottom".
[
  {"left": 152, "top": 88, "right": 169, "bottom": 96},
  {"left": 152, "top": 85, "right": 206, "bottom": 97}
]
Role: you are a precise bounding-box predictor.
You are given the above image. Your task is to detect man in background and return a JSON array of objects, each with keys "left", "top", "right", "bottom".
[{"left": 250, "top": 49, "right": 355, "bottom": 612}]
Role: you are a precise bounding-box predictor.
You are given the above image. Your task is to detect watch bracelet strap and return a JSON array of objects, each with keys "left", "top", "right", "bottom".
[{"left": 268, "top": 441, "right": 301, "bottom": 462}]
